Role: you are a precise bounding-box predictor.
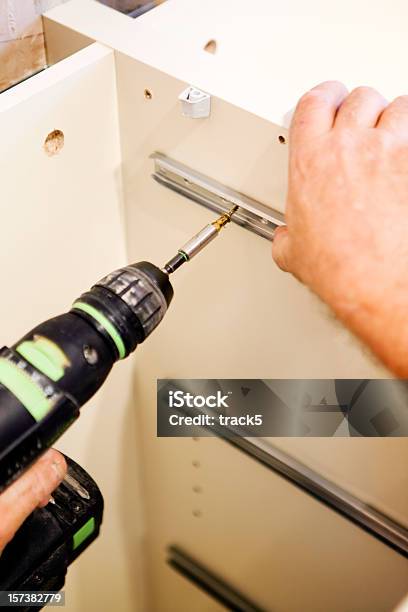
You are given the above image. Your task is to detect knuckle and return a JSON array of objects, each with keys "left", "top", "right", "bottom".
[
  {"left": 314, "top": 80, "right": 346, "bottom": 93},
  {"left": 381, "top": 96, "right": 408, "bottom": 128},
  {"left": 387, "top": 96, "right": 408, "bottom": 117},
  {"left": 31, "top": 454, "right": 65, "bottom": 504},
  {"left": 393, "top": 94, "right": 408, "bottom": 106},
  {"left": 297, "top": 89, "right": 327, "bottom": 111},
  {"left": 42, "top": 449, "right": 67, "bottom": 480},
  {"left": 350, "top": 85, "right": 380, "bottom": 98},
  {"left": 300, "top": 81, "right": 346, "bottom": 103},
  {"left": 48, "top": 449, "right": 67, "bottom": 471},
  {"left": 324, "top": 79, "right": 346, "bottom": 88},
  {"left": 59, "top": 454, "right": 68, "bottom": 474}
]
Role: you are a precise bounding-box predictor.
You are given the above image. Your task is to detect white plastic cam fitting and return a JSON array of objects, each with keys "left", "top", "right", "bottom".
[{"left": 178, "top": 86, "right": 211, "bottom": 119}]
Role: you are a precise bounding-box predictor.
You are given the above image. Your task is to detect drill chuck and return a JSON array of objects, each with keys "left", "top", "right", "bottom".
[{"left": 73, "top": 261, "right": 173, "bottom": 359}]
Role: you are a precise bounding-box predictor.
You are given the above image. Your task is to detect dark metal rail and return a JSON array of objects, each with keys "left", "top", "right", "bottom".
[{"left": 167, "top": 545, "right": 265, "bottom": 612}]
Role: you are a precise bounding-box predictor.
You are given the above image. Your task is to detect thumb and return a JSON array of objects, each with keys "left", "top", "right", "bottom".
[
  {"left": 272, "top": 226, "right": 292, "bottom": 272},
  {"left": 0, "top": 449, "right": 67, "bottom": 553}
]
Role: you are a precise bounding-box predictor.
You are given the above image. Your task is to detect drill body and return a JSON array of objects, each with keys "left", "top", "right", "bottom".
[
  {"left": 0, "top": 207, "right": 236, "bottom": 601},
  {"left": 0, "top": 261, "right": 173, "bottom": 494}
]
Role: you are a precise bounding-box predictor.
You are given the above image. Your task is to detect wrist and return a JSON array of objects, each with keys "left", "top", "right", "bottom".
[{"left": 319, "top": 267, "right": 408, "bottom": 377}]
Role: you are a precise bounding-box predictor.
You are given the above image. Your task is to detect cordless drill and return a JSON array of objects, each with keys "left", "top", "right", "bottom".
[{"left": 0, "top": 207, "right": 237, "bottom": 600}]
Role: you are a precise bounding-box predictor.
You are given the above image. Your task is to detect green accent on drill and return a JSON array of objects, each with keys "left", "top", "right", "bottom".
[
  {"left": 31, "top": 336, "right": 69, "bottom": 370},
  {"left": 17, "top": 339, "right": 67, "bottom": 382},
  {"left": 178, "top": 250, "right": 190, "bottom": 261},
  {"left": 0, "top": 358, "right": 52, "bottom": 421},
  {"left": 72, "top": 517, "right": 96, "bottom": 550},
  {"left": 72, "top": 302, "right": 126, "bottom": 359}
]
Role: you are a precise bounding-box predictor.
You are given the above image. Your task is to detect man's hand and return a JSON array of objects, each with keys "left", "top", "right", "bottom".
[
  {"left": 273, "top": 81, "right": 408, "bottom": 376},
  {"left": 0, "top": 450, "right": 67, "bottom": 554}
]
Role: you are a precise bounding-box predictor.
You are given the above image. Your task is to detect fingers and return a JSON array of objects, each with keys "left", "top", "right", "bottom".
[
  {"left": 377, "top": 95, "right": 408, "bottom": 136},
  {"left": 335, "top": 86, "right": 388, "bottom": 128},
  {"left": 272, "top": 226, "right": 292, "bottom": 272},
  {"left": 0, "top": 450, "right": 67, "bottom": 552},
  {"left": 291, "top": 81, "right": 348, "bottom": 144},
  {"left": 293, "top": 83, "right": 408, "bottom": 139}
]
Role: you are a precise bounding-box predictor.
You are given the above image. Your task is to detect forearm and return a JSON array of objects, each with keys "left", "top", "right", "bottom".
[{"left": 327, "top": 279, "right": 408, "bottom": 377}]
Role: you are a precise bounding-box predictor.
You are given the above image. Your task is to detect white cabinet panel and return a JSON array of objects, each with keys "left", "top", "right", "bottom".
[{"left": 0, "top": 42, "right": 145, "bottom": 612}]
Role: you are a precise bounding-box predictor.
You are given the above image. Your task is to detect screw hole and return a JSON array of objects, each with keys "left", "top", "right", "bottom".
[
  {"left": 204, "top": 39, "right": 217, "bottom": 54},
  {"left": 83, "top": 345, "right": 99, "bottom": 365},
  {"left": 44, "top": 130, "right": 64, "bottom": 157},
  {"left": 192, "top": 460, "right": 200, "bottom": 468},
  {"left": 193, "top": 485, "right": 202, "bottom": 493},
  {"left": 144, "top": 88, "right": 153, "bottom": 100},
  {"left": 192, "top": 509, "right": 202, "bottom": 517},
  {"left": 278, "top": 135, "right": 286, "bottom": 144}
]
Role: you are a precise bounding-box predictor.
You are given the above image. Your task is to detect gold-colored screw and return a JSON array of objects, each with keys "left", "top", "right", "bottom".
[{"left": 212, "top": 204, "right": 239, "bottom": 230}]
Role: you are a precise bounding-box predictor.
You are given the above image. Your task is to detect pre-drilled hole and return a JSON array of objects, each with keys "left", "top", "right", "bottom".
[
  {"left": 192, "top": 460, "right": 200, "bottom": 468},
  {"left": 144, "top": 88, "right": 153, "bottom": 100},
  {"left": 278, "top": 135, "right": 286, "bottom": 144},
  {"left": 193, "top": 485, "right": 202, "bottom": 493},
  {"left": 192, "top": 509, "right": 202, "bottom": 517},
  {"left": 44, "top": 130, "right": 64, "bottom": 157},
  {"left": 204, "top": 39, "right": 217, "bottom": 54}
]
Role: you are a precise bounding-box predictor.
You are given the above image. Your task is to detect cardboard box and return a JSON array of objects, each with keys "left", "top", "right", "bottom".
[{"left": 0, "top": 1, "right": 70, "bottom": 91}]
